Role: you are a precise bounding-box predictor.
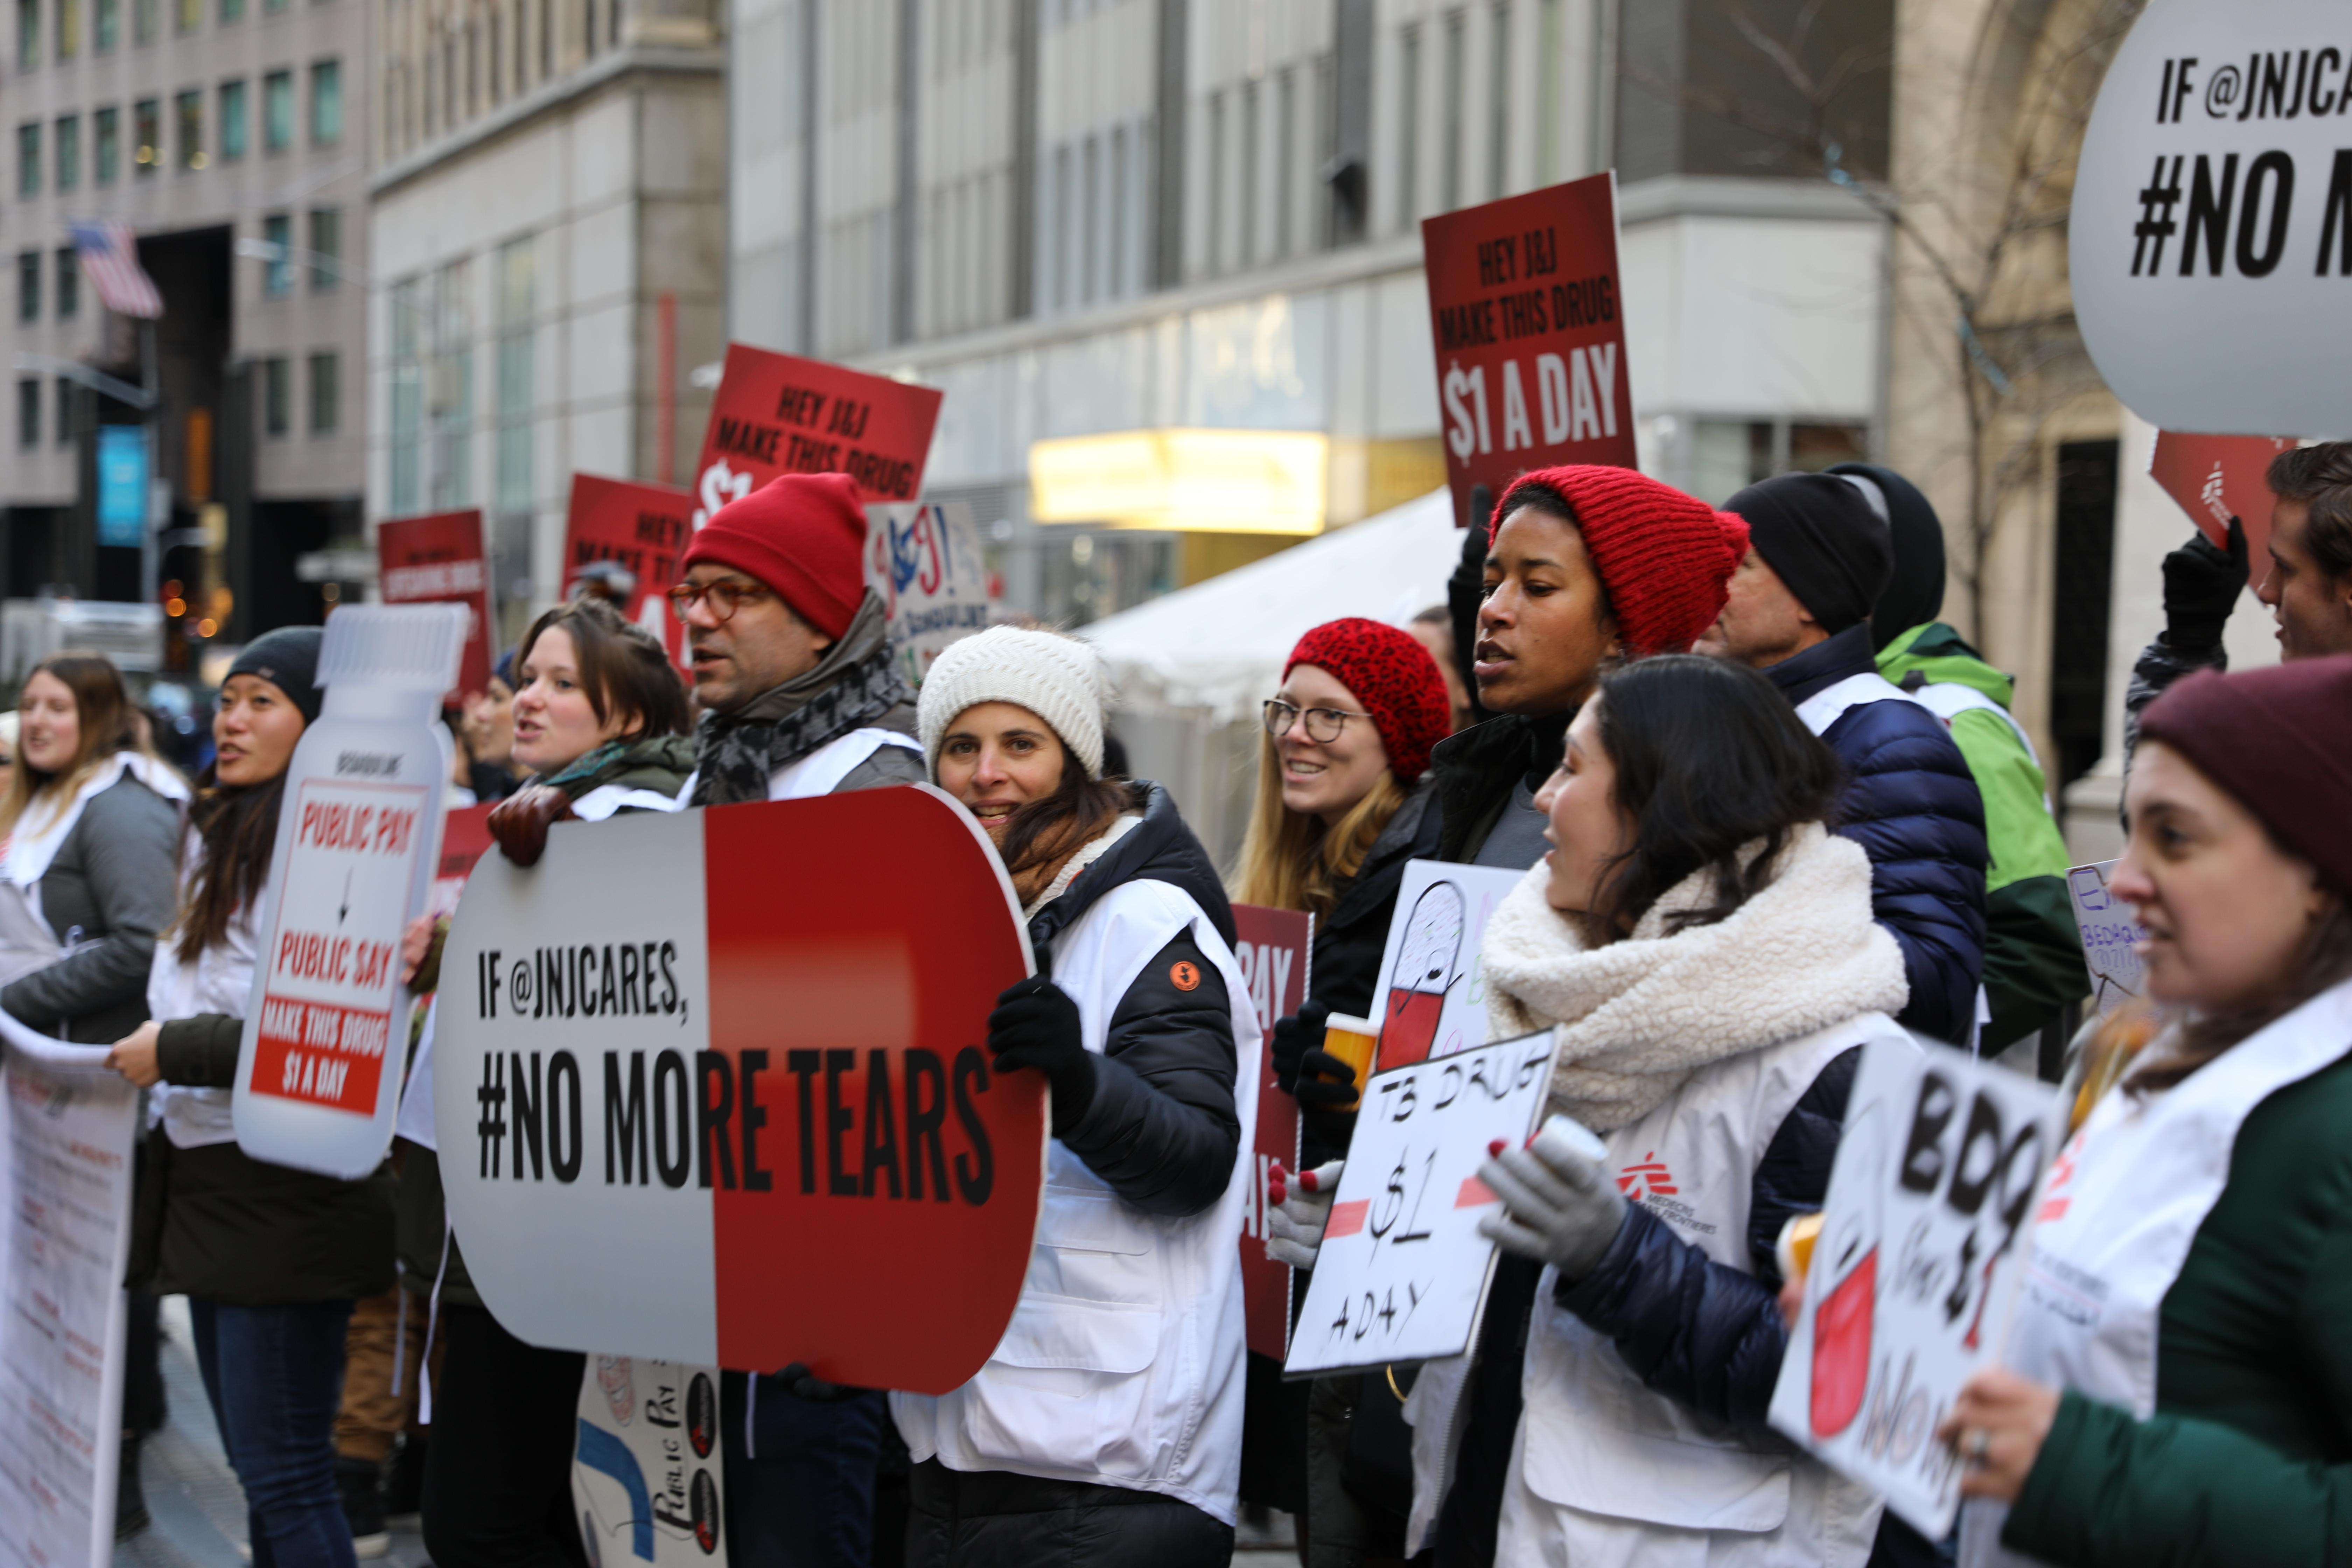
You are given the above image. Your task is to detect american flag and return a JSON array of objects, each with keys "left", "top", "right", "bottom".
[{"left": 69, "top": 220, "right": 164, "bottom": 320}]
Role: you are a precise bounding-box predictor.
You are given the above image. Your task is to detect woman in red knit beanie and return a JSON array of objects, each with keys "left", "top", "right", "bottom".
[
  {"left": 1433, "top": 464, "right": 1748, "bottom": 868},
  {"left": 1228, "top": 616, "right": 1451, "bottom": 1559}
]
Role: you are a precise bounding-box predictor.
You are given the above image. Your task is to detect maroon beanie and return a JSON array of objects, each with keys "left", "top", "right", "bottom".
[
  {"left": 680, "top": 472, "right": 869, "bottom": 640},
  {"left": 2137, "top": 655, "right": 2352, "bottom": 894},
  {"left": 1284, "top": 618, "right": 1454, "bottom": 783},
  {"left": 1492, "top": 465, "right": 1750, "bottom": 656}
]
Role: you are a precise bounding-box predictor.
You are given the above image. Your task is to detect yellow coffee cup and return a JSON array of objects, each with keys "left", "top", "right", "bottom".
[{"left": 1319, "top": 1013, "right": 1379, "bottom": 1112}]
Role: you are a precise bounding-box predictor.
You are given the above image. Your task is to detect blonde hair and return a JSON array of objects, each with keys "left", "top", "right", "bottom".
[
  {"left": 0, "top": 654, "right": 157, "bottom": 842},
  {"left": 1231, "top": 731, "right": 1409, "bottom": 918}
]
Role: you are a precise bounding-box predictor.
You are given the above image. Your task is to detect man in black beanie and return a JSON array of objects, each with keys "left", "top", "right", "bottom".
[{"left": 1699, "top": 472, "right": 1989, "bottom": 1046}]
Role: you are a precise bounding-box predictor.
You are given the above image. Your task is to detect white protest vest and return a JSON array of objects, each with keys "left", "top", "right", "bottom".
[
  {"left": 1793, "top": 670, "right": 1927, "bottom": 737},
  {"left": 672, "top": 727, "right": 921, "bottom": 806},
  {"left": 1482, "top": 1013, "right": 1904, "bottom": 1568},
  {"left": 1958, "top": 976, "right": 2352, "bottom": 1568},
  {"left": 890, "top": 876, "right": 1261, "bottom": 1525}
]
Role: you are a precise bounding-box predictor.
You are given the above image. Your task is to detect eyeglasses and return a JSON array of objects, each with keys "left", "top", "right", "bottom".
[
  {"left": 1262, "top": 699, "right": 1371, "bottom": 744},
  {"left": 664, "top": 578, "right": 776, "bottom": 624}
]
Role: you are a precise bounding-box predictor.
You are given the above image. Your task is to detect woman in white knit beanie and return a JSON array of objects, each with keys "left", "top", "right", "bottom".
[{"left": 897, "top": 623, "right": 1263, "bottom": 1566}]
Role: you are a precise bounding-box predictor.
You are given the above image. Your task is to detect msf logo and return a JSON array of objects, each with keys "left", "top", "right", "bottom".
[{"left": 1616, "top": 1152, "right": 1678, "bottom": 1204}]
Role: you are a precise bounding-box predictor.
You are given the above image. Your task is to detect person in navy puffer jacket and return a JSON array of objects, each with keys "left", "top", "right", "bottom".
[{"left": 1701, "top": 472, "right": 1988, "bottom": 1045}]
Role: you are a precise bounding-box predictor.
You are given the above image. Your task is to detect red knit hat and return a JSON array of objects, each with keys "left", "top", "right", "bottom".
[
  {"left": 1492, "top": 466, "right": 1750, "bottom": 656},
  {"left": 1284, "top": 618, "right": 1454, "bottom": 783},
  {"left": 2137, "top": 655, "right": 2352, "bottom": 895},
  {"left": 680, "top": 472, "right": 869, "bottom": 640}
]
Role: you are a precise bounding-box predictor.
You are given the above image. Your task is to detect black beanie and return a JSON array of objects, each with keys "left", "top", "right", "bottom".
[
  {"left": 1723, "top": 472, "right": 1894, "bottom": 636},
  {"left": 1831, "top": 462, "right": 1948, "bottom": 652},
  {"left": 227, "top": 626, "right": 326, "bottom": 727}
]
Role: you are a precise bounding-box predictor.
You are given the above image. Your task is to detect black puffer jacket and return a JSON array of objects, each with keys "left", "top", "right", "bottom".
[
  {"left": 1430, "top": 711, "right": 1572, "bottom": 865},
  {"left": 1765, "top": 625, "right": 1988, "bottom": 1044},
  {"left": 1028, "top": 782, "right": 1241, "bottom": 1220},
  {"left": 1310, "top": 781, "right": 1442, "bottom": 1021}
]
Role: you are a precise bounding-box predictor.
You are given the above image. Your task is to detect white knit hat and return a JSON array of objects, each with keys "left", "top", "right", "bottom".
[{"left": 917, "top": 626, "right": 1109, "bottom": 779}]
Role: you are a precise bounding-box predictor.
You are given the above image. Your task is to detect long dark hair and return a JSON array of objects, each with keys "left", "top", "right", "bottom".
[
  {"left": 1582, "top": 654, "right": 1843, "bottom": 940},
  {"left": 997, "top": 751, "right": 1140, "bottom": 893},
  {"left": 176, "top": 766, "right": 288, "bottom": 962}
]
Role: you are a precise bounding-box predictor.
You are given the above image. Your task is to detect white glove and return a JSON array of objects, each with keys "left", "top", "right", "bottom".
[
  {"left": 1476, "top": 1115, "right": 1625, "bottom": 1281},
  {"left": 1265, "top": 1158, "right": 1344, "bottom": 1269}
]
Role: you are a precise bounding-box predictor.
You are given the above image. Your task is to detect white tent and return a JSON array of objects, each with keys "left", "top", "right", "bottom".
[
  {"left": 1080, "top": 487, "right": 1466, "bottom": 864},
  {"left": 1082, "top": 487, "right": 1463, "bottom": 723}
]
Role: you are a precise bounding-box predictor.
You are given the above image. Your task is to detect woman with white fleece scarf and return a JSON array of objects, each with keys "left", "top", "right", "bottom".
[{"left": 1403, "top": 653, "right": 1924, "bottom": 1568}]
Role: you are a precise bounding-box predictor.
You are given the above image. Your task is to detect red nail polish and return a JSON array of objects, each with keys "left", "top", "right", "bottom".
[
  {"left": 1488, "top": 1139, "right": 1507, "bottom": 1157},
  {"left": 1300, "top": 1169, "right": 1321, "bottom": 1194}
]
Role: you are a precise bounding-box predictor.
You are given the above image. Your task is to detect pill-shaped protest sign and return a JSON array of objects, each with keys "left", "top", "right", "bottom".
[{"left": 434, "top": 785, "right": 1044, "bottom": 1394}]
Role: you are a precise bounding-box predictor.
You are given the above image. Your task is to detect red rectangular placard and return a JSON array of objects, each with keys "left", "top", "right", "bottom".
[
  {"left": 690, "top": 344, "right": 945, "bottom": 528},
  {"left": 1232, "top": 904, "right": 1312, "bottom": 1361},
  {"left": 563, "top": 473, "right": 696, "bottom": 667},
  {"left": 377, "top": 509, "right": 495, "bottom": 703},
  {"left": 1421, "top": 173, "right": 1637, "bottom": 527},
  {"left": 2149, "top": 432, "right": 2297, "bottom": 564}
]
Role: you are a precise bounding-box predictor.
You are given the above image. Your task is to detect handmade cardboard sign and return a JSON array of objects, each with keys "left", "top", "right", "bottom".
[
  {"left": 234, "top": 606, "right": 464, "bottom": 1180},
  {"left": 2072, "top": 1, "right": 2352, "bottom": 434},
  {"left": 691, "top": 344, "right": 944, "bottom": 529},
  {"left": 378, "top": 510, "right": 496, "bottom": 702},
  {"left": 2064, "top": 860, "right": 2150, "bottom": 1016},
  {"left": 1421, "top": 173, "right": 1637, "bottom": 526},
  {"left": 1365, "top": 861, "right": 1527, "bottom": 1070},
  {"left": 864, "top": 501, "right": 995, "bottom": 687},
  {"left": 1283, "top": 1031, "right": 1556, "bottom": 1379},
  {"left": 434, "top": 786, "right": 1045, "bottom": 1391},
  {"left": 574, "top": 1357, "right": 724, "bottom": 1568},
  {"left": 1769, "top": 1035, "right": 2064, "bottom": 1538},
  {"left": 2148, "top": 431, "right": 2298, "bottom": 561},
  {"left": 0, "top": 1024, "right": 135, "bottom": 1568},
  {"left": 1232, "top": 904, "right": 1311, "bottom": 1360},
  {"left": 564, "top": 474, "right": 696, "bottom": 666}
]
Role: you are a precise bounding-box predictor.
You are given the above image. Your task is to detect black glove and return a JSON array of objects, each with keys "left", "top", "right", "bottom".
[
  {"left": 770, "top": 1362, "right": 869, "bottom": 1403},
  {"left": 988, "top": 975, "right": 1096, "bottom": 1136},
  {"left": 2161, "top": 518, "right": 2249, "bottom": 653},
  {"left": 1270, "top": 1000, "right": 1330, "bottom": 1096}
]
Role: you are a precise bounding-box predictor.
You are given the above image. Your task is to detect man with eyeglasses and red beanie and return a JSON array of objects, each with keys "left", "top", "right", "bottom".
[{"left": 674, "top": 472, "right": 922, "bottom": 1565}]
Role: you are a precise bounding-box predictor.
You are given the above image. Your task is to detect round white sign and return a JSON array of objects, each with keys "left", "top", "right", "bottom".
[{"left": 2072, "top": 0, "right": 2352, "bottom": 435}]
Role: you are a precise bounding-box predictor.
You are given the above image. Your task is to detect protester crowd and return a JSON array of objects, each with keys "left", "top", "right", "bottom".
[{"left": 2, "top": 441, "right": 2349, "bottom": 1568}]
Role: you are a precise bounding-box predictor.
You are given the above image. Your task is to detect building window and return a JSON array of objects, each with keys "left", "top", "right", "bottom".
[
  {"left": 17, "top": 379, "right": 38, "bottom": 449},
  {"left": 1203, "top": 94, "right": 1223, "bottom": 277},
  {"left": 261, "top": 356, "right": 289, "bottom": 436},
  {"left": 308, "top": 350, "right": 337, "bottom": 434},
  {"left": 94, "top": 0, "right": 113, "bottom": 49},
  {"left": 390, "top": 277, "right": 423, "bottom": 513},
  {"left": 218, "top": 0, "right": 239, "bottom": 20},
  {"left": 1396, "top": 25, "right": 1421, "bottom": 229},
  {"left": 17, "top": 249, "right": 38, "bottom": 321},
  {"left": 1275, "top": 70, "right": 1296, "bottom": 259},
  {"left": 261, "top": 212, "right": 292, "bottom": 295},
  {"left": 54, "top": 377, "right": 71, "bottom": 443},
  {"left": 310, "top": 59, "right": 341, "bottom": 145},
  {"left": 55, "top": 246, "right": 76, "bottom": 317},
  {"left": 132, "top": 0, "right": 150, "bottom": 43},
  {"left": 54, "top": 113, "right": 78, "bottom": 189},
  {"left": 262, "top": 69, "right": 292, "bottom": 152},
  {"left": 307, "top": 207, "right": 340, "bottom": 290},
  {"left": 1240, "top": 83, "right": 1260, "bottom": 268},
  {"left": 133, "top": 97, "right": 158, "bottom": 173},
  {"left": 262, "top": 0, "right": 282, "bottom": 16},
  {"left": 94, "top": 105, "right": 118, "bottom": 182},
  {"left": 175, "top": 89, "right": 203, "bottom": 168},
  {"left": 494, "top": 236, "right": 532, "bottom": 513},
  {"left": 432, "top": 258, "right": 473, "bottom": 507},
  {"left": 1441, "top": 8, "right": 1465, "bottom": 213},
  {"left": 56, "top": 0, "right": 76, "bottom": 57},
  {"left": 17, "top": 0, "right": 36, "bottom": 69},
  {"left": 174, "top": 0, "right": 196, "bottom": 31},
  {"left": 219, "top": 78, "right": 246, "bottom": 160},
  {"left": 18, "top": 121, "right": 39, "bottom": 196}
]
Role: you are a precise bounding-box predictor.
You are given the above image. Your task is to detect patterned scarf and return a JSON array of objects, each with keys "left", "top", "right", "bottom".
[{"left": 689, "top": 601, "right": 911, "bottom": 806}]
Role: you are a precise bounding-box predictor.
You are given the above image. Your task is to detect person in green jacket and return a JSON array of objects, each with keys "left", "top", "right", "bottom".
[
  {"left": 1833, "top": 462, "right": 2087, "bottom": 1058},
  {"left": 1940, "top": 654, "right": 2352, "bottom": 1568}
]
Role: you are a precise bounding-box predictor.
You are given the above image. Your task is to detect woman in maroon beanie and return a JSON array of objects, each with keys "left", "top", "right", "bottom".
[
  {"left": 1229, "top": 617, "right": 1452, "bottom": 1564},
  {"left": 1939, "top": 655, "right": 2352, "bottom": 1568}
]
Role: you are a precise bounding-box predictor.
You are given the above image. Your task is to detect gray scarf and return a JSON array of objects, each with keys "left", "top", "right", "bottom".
[{"left": 689, "top": 594, "right": 912, "bottom": 806}]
